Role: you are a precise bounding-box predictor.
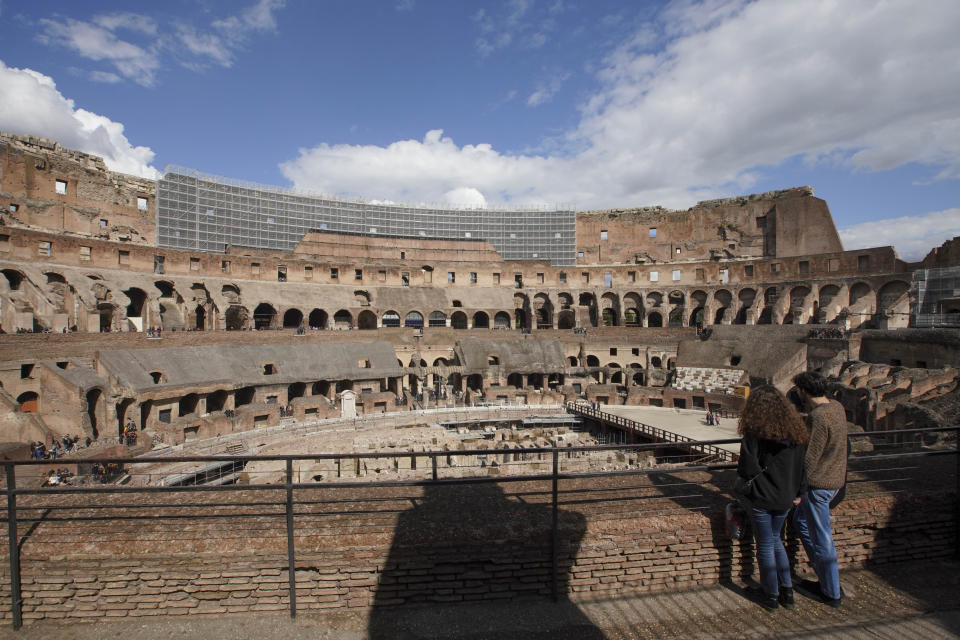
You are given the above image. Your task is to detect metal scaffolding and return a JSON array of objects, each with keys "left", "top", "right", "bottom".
[
  {"left": 157, "top": 166, "right": 577, "bottom": 265},
  {"left": 911, "top": 266, "right": 960, "bottom": 327}
]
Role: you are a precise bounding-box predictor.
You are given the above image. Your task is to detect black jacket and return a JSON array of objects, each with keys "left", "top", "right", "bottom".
[{"left": 736, "top": 434, "right": 807, "bottom": 511}]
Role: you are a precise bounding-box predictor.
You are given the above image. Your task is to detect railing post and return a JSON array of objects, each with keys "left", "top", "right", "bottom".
[
  {"left": 5, "top": 463, "right": 22, "bottom": 630},
  {"left": 551, "top": 449, "right": 559, "bottom": 602},
  {"left": 955, "top": 441, "right": 959, "bottom": 559},
  {"left": 285, "top": 459, "right": 297, "bottom": 619},
  {"left": 432, "top": 454, "right": 438, "bottom": 481}
]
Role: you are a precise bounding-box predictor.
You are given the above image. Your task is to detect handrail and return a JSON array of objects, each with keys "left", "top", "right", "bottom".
[
  {"left": 0, "top": 423, "right": 956, "bottom": 629},
  {"left": 565, "top": 402, "right": 739, "bottom": 462}
]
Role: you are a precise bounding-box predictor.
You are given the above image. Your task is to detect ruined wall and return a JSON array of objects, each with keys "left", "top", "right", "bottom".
[
  {"left": 0, "top": 474, "right": 952, "bottom": 624},
  {"left": 0, "top": 133, "right": 155, "bottom": 244},
  {"left": 575, "top": 187, "right": 843, "bottom": 265}
]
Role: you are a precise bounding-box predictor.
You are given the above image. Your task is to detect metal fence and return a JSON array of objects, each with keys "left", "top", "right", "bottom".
[{"left": 2, "top": 426, "right": 957, "bottom": 629}]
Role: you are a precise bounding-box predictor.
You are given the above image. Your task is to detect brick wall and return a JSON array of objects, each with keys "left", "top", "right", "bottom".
[{"left": 0, "top": 470, "right": 954, "bottom": 624}]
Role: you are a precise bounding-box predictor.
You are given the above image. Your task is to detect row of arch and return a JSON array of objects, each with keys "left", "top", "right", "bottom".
[{"left": 2, "top": 266, "right": 911, "bottom": 332}]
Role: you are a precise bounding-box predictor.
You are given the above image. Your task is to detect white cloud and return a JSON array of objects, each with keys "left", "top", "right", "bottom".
[
  {"left": 444, "top": 187, "right": 487, "bottom": 208},
  {"left": 840, "top": 209, "right": 960, "bottom": 263},
  {"left": 34, "top": 1, "right": 285, "bottom": 84},
  {"left": 0, "top": 61, "right": 159, "bottom": 179},
  {"left": 38, "top": 16, "right": 160, "bottom": 86},
  {"left": 282, "top": 0, "right": 960, "bottom": 214},
  {"left": 527, "top": 72, "right": 570, "bottom": 107},
  {"left": 471, "top": 0, "right": 562, "bottom": 57}
]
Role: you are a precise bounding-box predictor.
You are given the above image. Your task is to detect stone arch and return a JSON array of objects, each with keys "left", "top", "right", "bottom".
[
  {"left": 381, "top": 310, "right": 401, "bottom": 328},
  {"left": 288, "top": 382, "right": 306, "bottom": 401},
  {"left": 225, "top": 305, "right": 247, "bottom": 330},
  {"left": 194, "top": 304, "right": 206, "bottom": 330},
  {"left": 179, "top": 393, "right": 200, "bottom": 417},
  {"left": 309, "top": 308, "right": 328, "bottom": 329},
  {"left": 534, "top": 293, "right": 553, "bottom": 329},
  {"left": 451, "top": 311, "right": 468, "bottom": 330},
  {"left": 404, "top": 311, "right": 424, "bottom": 329},
  {"left": 207, "top": 390, "right": 228, "bottom": 413},
  {"left": 713, "top": 289, "right": 732, "bottom": 324},
  {"left": 1, "top": 269, "right": 24, "bottom": 291},
  {"left": 473, "top": 311, "right": 490, "bottom": 329},
  {"left": 123, "top": 287, "right": 147, "bottom": 319},
  {"left": 44, "top": 271, "right": 66, "bottom": 284},
  {"left": 253, "top": 303, "right": 277, "bottom": 329},
  {"left": 736, "top": 288, "right": 756, "bottom": 324},
  {"left": 557, "top": 292, "right": 574, "bottom": 310},
  {"left": 647, "top": 311, "right": 663, "bottom": 327},
  {"left": 586, "top": 355, "right": 600, "bottom": 367},
  {"left": 557, "top": 310, "right": 575, "bottom": 329},
  {"left": 429, "top": 311, "right": 447, "bottom": 328},
  {"left": 17, "top": 391, "right": 38, "bottom": 413},
  {"left": 877, "top": 280, "right": 909, "bottom": 313},
  {"left": 493, "top": 311, "right": 511, "bottom": 329},
  {"left": 283, "top": 308, "right": 303, "bottom": 328},
  {"left": 333, "top": 310, "right": 353, "bottom": 329},
  {"left": 358, "top": 310, "right": 379, "bottom": 330},
  {"left": 507, "top": 372, "right": 524, "bottom": 388},
  {"left": 818, "top": 284, "right": 841, "bottom": 318},
  {"left": 600, "top": 292, "right": 620, "bottom": 326}
]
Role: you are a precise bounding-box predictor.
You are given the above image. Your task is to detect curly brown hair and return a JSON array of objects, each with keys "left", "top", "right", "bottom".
[{"left": 738, "top": 385, "right": 809, "bottom": 445}]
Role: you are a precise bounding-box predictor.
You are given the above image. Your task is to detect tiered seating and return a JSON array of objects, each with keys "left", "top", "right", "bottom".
[{"left": 672, "top": 367, "right": 745, "bottom": 395}]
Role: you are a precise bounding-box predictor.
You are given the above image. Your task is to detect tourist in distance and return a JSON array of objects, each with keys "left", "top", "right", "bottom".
[
  {"left": 735, "top": 385, "right": 808, "bottom": 611},
  {"left": 791, "top": 371, "right": 848, "bottom": 608}
]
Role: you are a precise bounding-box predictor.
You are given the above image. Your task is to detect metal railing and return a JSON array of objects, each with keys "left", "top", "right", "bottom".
[
  {"left": 566, "top": 402, "right": 738, "bottom": 462},
  {"left": 1, "top": 425, "right": 957, "bottom": 630}
]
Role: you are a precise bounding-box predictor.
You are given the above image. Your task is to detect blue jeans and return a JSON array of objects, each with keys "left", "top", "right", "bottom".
[
  {"left": 793, "top": 488, "right": 841, "bottom": 599},
  {"left": 749, "top": 506, "right": 792, "bottom": 596}
]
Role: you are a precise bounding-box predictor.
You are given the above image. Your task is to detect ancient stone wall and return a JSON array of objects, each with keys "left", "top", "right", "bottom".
[
  {"left": 0, "top": 472, "right": 952, "bottom": 624},
  {"left": 0, "top": 133, "right": 155, "bottom": 245}
]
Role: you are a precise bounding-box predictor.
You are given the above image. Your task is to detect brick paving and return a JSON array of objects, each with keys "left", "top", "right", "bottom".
[{"left": 0, "top": 559, "right": 957, "bottom": 639}]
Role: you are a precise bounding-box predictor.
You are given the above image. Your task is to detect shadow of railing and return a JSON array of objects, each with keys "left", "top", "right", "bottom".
[{"left": 0, "top": 426, "right": 954, "bottom": 630}]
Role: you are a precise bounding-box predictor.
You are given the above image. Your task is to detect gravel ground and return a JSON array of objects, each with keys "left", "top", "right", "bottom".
[{"left": 0, "top": 560, "right": 957, "bottom": 640}]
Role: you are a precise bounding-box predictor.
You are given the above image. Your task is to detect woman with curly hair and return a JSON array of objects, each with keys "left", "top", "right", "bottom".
[{"left": 736, "top": 385, "right": 809, "bottom": 611}]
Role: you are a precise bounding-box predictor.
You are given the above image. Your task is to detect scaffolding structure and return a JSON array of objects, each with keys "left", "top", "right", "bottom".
[
  {"left": 157, "top": 166, "right": 577, "bottom": 265},
  {"left": 911, "top": 266, "right": 960, "bottom": 327}
]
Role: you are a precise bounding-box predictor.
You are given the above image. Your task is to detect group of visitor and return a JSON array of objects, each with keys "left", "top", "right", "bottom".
[
  {"left": 278, "top": 405, "right": 294, "bottom": 418},
  {"left": 807, "top": 327, "right": 844, "bottom": 340},
  {"left": 91, "top": 462, "right": 123, "bottom": 483},
  {"left": 43, "top": 468, "right": 73, "bottom": 486},
  {"left": 146, "top": 326, "right": 162, "bottom": 337},
  {"left": 735, "top": 371, "right": 847, "bottom": 611},
  {"left": 705, "top": 411, "right": 719, "bottom": 426},
  {"left": 122, "top": 421, "right": 138, "bottom": 445},
  {"left": 31, "top": 434, "right": 85, "bottom": 459}
]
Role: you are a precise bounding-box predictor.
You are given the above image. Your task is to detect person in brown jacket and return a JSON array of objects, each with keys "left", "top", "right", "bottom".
[{"left": 791, "top": 371, "right": 847, "bottom": 607}]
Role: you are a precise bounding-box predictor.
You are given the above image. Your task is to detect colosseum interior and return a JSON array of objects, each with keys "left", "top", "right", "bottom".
[
  {"left": 0, "top": 129, "right": 959, "bottom": 628},
  {"left": 1, "top": 129, "right": 959, "bottom": 460}
]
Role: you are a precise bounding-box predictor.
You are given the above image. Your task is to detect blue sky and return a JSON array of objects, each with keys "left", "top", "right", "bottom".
[{"left": 0, "top": 0, "right": 958, "bottom": 261}]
